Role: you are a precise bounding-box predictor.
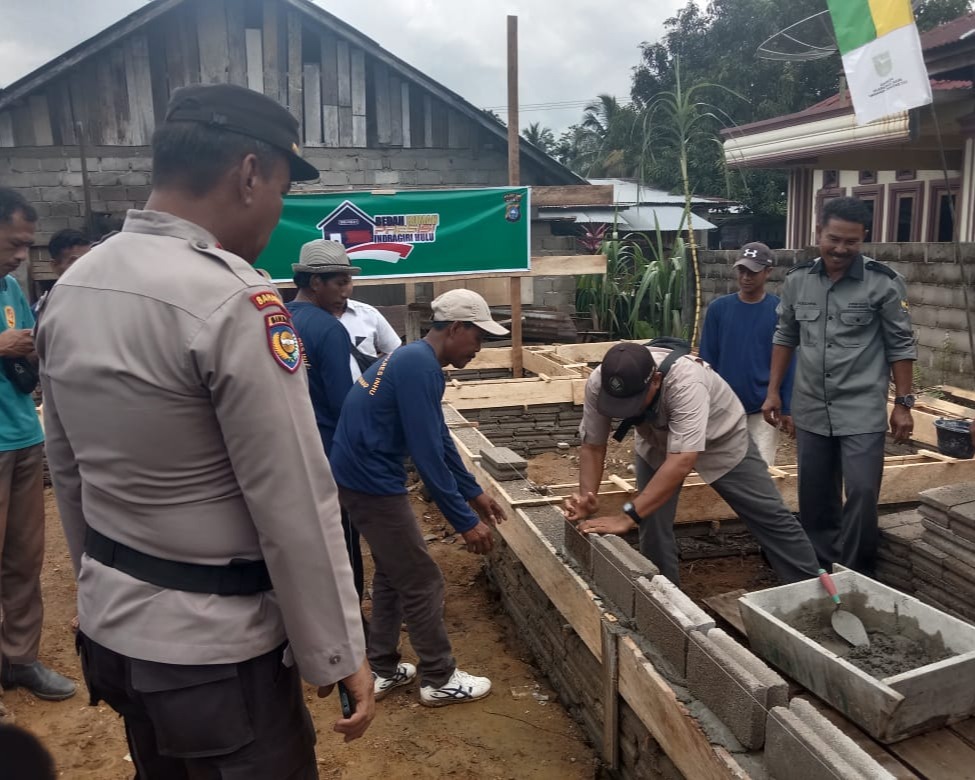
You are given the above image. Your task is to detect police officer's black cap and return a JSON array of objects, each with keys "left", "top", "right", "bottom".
[{"left": 164, "top": 83, "right": 319, "bottom": 182}]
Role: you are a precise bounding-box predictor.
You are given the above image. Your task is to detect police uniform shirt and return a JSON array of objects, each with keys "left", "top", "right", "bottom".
[
  {"left": 579, "top": 347, "right": 749, "bottom": 483},
  {"left": 37, "top": 209, "right": 364, "bottom": 683},
  {"left": 772, "top": 255, "right": 916, "bottom": 437}
]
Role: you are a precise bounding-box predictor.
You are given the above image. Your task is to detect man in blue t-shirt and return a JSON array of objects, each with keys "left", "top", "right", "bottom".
[
  {"left": 0, "top": 189, "right": 76, "bottom": 717},
  {"left": 286, "top": 240, "right": 362, "bottom": 598},
  {"left": 331, "top": 289, "right": 507, "bottom": 708},
  {"left": 700, "top": 242, "right": 795, "bottom": 466}
]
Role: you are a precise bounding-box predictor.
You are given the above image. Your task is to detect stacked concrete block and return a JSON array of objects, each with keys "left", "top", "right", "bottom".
[
  {"left": 686, "top": 627, "right": 788, "bottom": 749},
  {"left": 461, "top": 403, "right": 583, "bottom": 456},
  {"left": 913, "top": 483, "right": 975, "bottom": 623},
  {"left": 765, "top": 699, "right": 896, "bottom": 780},
  {"left": 590, "top": 535, "right": 660, "bottom": 619},
  {"left": 563, "top": 517, "right": 594, "bottom": 576},
  {"left": 634, "top": 576, "right": 715, "bottom": 678},
  {"left": 479, "top": 446, "right": 528, "bottom": 482},
  {"left": 874, "top": 510, "right": 923, "bottom": 591}
]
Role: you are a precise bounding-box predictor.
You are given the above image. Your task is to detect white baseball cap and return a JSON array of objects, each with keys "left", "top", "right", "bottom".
[{"left": 431, "top": 289, "right": 509, "bottom": 336}]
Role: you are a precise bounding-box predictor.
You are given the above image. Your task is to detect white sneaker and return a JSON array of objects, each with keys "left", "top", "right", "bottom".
[
  {"left": 420, "top": 668, "right": 491, "bottom": 707},
  {"left": 373, "top": 662, "right": 417, "bottom": 700}
]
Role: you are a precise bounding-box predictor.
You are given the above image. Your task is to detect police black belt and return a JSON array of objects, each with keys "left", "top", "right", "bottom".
[{"left": 84, "top": 526, "right": 272, "bottom": 596}]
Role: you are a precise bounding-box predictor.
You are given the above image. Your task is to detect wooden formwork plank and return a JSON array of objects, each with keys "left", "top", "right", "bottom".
[
  {"left": 618, "top": 636, "right": 740, "bottom": 780},
  {"left": 552, "top": 341, "right": 645, "bottom": 363},
  {"left": 940, "top": 386, "right": 975, "bottom": 405},
  {"left": 531, "top": 185, "right": 614, "bottom": 207},
  {"left": 443, "top": 377, "right": 582, "bottom": 409},
  {"left": 522, "top": 350, "right": 582, "bottom": 378}
]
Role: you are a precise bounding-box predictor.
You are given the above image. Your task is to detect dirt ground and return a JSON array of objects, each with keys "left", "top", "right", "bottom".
[{"left": 9, "top": 491, "right": 596, "bottom": 779}]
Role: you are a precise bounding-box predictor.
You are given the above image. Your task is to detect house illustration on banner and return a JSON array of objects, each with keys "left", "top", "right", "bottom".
[{"left": 316, "top": 200, "right": 414, "bottom": 264}]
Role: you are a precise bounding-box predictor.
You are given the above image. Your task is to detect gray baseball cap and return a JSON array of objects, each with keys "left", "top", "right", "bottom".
[
  {"left": 292, "top": 239, "right": 361, "bottom": 275},
  {"left": 733, "top": 242, "right": 774, "bottom": 272},
  {"left": 431, "top": 289, "right": 509, "bottom": 336}
]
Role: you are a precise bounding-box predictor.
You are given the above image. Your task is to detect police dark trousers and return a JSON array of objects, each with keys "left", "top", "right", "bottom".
[
  {"left": 76, "top": 633, "right": 317, "bottom": 780},
  {"left": 634, "top": 439, "right": 820, "bottom": 586},
  {"left": 339, "top": 487, "right": 456, "bottom": 687},
  {"left": 796, "top": 428, "right": 886, "bottom": 575}
]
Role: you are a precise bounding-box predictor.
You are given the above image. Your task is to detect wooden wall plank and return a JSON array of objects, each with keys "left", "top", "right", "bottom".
[
  {"left": 95, "top": 55, "right": 119, "bottom": 144},
  {"left": 350, "top": 47, "right": 366, "bottom": 147},
  {"left": 182, "top": 4, "right": 202, "bottom": 84},
  {"left": 373, "top": 60, "right": 391, "bottom": 145},
  {"left": 423, "top": 93, "right": 433, "bottom": 147},
  {"left": 447, "top": 109, "right": 469, "bottom": 149},
  {"left": 110, "top": 46, "right": 132, "bottom": 144},
  {"left": 124, "top": 34, "right": 155, "bottom": 146},
  {"left": 336, "top": 39, "right": 351, "bottom": 106},
  {"left": 46, "top": 82, "right": 76, "bottom": 146},
  {"left": 198, "top": 0, "right": 231, "bottom": 84},
  {"left": 226, "top": 0, "right": 248, "bottom": 86},
  {"left": 12, "top": 103, "right": 35, "bottom": 146},
  {"left": 400, "top": 80, "right": 411, "bottom": 148},
  {"left": 68, "top": 65, "right": 92, "bottom": 146},
  {"left": 302, "top": 63, "right": 322, "bottom": 145},
  {"left": 28, "top": 95, "right": 54, "bottom": 146},
  {"left": 163, "top": 8, "right": 190, "bottom": 91},
  {"left": 338, "top": 107, "right": 353, "bottom": 147},
  {"left": 147, "top": 24, "right": 170, "bottom": 125},
  {"left": 286, "top": 10, "right": 303, "bottom": 118},
  {"left": 0, "top": 112, "right": 14, "bottom": 147},
  {"left": 321, "top": 31, "right": 339, "bottom": 146},
  {"left": 261, "top": 0, "right": 281, "bottom": 101},
  {"left": 389, "top": 75, "right": 403, "bottom": 146},
  {"left": 431, "top": 97, "right": 447, "bottom": 147},
  {"left": 245, "top": 28, "right": 265, "bottom": 92}
]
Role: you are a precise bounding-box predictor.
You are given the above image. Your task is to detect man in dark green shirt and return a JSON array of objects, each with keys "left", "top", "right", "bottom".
[{"left": 763, "top": 197, "right": 916, "bottom": 575}]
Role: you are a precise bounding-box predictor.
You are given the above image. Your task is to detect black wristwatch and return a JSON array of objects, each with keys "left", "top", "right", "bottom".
[
  {"left": 894, "top": 394, "right": 916, "bottom": 409},
  {"left": 622, "top": 501, "right": 643, "bottom": 526}
]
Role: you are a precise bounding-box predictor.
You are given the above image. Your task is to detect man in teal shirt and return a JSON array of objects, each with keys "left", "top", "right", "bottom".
[{"left": 0, "top": 189, "right": 75, "bottom": 719}]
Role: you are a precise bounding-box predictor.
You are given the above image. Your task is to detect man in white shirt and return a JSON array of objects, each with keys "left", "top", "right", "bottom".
[{"left": 297, "top": 241, "right": 402, "bottom": 380}]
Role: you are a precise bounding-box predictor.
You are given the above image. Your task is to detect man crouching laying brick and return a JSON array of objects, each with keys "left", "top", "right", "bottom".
[{"left": 563, "top": 342, "right": 819, "bottom": 587}]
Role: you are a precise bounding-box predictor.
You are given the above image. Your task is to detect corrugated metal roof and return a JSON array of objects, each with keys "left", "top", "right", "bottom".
[
  {"left": 538, "top": 206, "right": 716, "bottom": 232},
  {"left": 921, "top": 11, "right": 975, "bottom": 51},
  {"left": 586, "top": 178, "right": 716, "bottom": 205}
]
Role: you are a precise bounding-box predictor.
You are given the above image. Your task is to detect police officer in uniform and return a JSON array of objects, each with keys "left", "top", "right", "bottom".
[
  {"left": 37, "top": 84, "right": 374, "bottom": 778},
  {"left": 763, "top": 196, "right": 916, "bottom": 576}
]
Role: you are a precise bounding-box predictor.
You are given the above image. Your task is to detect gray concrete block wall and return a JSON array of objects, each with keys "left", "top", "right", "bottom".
[
  {"left": 591, "top": 535, "right": 660, "bottom": 619},
  {"left": 698, "top": 244, "right": 975, "bottom": 389},
  {"left": 633, "top": 576, "right": 715, "bottom": 679},
  {"left": 461, "top": 402, "right": 582, "bottom": 456}
]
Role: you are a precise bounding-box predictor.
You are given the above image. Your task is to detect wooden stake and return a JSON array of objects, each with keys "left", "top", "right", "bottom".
[{"left": 507, "top": 15, "right": 524, "bottom": 378}]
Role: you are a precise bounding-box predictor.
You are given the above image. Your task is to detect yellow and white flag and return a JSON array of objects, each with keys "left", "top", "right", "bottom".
[{"left": 828, "top": 0, "right": 932, "bottom": 125}]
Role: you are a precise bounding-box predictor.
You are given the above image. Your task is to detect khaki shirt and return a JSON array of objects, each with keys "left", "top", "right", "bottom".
[
  {"left": 773, "top": 255, "right": 916, "bottom": 436},
  {"left": 37, "top": 210, "right": 364, "bottom": 685},
  {"left": 579, "top": 348, "right": 748, "bottom": 483}
]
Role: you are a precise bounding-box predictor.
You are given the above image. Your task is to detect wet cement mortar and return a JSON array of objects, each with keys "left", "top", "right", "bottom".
[{"left": 784, "top": 594, "right": 954, "bottom": 679}]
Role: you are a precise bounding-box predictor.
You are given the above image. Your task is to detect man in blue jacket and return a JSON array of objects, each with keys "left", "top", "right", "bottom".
[
  {"left": 700, "top": 242, "right": 794, "bottom": 466},
  {"left": 331, "top": 289, "right": 506, "bottom": 707}
]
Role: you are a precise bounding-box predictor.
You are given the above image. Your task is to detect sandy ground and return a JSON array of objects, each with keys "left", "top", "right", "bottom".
[{"left": 7, "top": 491, "right": 596, "bottom": 779}]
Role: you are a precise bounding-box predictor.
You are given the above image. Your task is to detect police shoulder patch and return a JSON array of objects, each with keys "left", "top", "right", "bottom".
[
  {"left": 865, "top": 260, "right": 897, "bottom": 279},
  {"left": 786, "top": 261, "right": 815, "bottom": 275},
  {"left": 265, "top": 312, "right": 302, "bottom": 373},
  {"left": 250, "top": 290, "right": 285, "bottom": 311}
]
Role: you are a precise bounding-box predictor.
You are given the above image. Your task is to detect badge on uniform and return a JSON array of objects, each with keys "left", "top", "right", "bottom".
[
  {"left": 265, "top": 313, "right": 301, "bottom": 373},
  {"left": 4, "top": 305, "right": 15, "bottom": 329}
]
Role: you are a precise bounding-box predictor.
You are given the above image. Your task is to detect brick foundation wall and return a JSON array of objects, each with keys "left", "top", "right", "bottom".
[
  {"left": 461, "top": 402, "right": 582, "bottom": 456},
  {"left": 699, "top": 245, "right": 975, "bottom": 390}
]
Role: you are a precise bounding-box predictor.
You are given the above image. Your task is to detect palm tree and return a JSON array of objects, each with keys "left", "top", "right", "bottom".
[
  {"left": 522, "top": 122, "right": 555, "bottom": 154},
  {"left": 575, "top": 95, "right": 638, "bottom": 178},
  {"left": 637, "top": 59, "right": 742, "bottom": 346}
]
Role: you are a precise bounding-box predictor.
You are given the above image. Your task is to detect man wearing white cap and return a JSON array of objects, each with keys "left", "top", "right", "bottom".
[{"left": 330, "top": 289, "right": 507, "bottom": 707}]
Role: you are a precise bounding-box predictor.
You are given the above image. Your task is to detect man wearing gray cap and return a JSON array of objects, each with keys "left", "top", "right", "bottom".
[
  {"left": 330, "top": 289, "right": 507, "bottom": 707},
  {"left": 287, "top": 240, "right": 363, "bottom": 599},
  {"left": 700, "top": 242, "right": 796, "bottom": 466},
  {"left": 37, "top": 83, "right": 373, "bottom": 778}
]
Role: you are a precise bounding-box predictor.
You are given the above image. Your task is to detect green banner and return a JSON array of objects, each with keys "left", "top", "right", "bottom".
[{"left": 256, "top": 187, "right": 531, "bottom": 282}]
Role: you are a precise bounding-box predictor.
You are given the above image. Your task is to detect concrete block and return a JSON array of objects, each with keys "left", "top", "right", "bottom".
[
  {"left": 765, "top": 700, "right": 896, "bottom": 780},
  {"left": 479, "top": 447, "right": 527, "bottom": 480},
  {"left": 686, "top": 627, "right": 787, "bottom": 749},
  {"left": 562, "top": 516, "right": 593, "bottom": 576},
  {"left": 590, "top": 535, "right": 658, "bottom": 618},
  {"left": 634, "top": 575, "right": 714, "bottom": 678},
  {"left": 921, "top": 482, "right": 975, "bottom": 512}
]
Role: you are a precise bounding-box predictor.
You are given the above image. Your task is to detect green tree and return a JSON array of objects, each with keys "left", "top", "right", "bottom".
[{"left": 521, "top": 122, "right": 556, "bottom": 154}]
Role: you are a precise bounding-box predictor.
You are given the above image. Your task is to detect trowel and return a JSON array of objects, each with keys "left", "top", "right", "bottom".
[{"left": 818, "top": 569, "right": 870, "bottom": 647}]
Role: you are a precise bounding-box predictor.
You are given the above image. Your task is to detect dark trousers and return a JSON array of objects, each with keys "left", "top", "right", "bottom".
[
  {"left": 77, "top": 633, "right": 317, "bottom": 780},
  {"left": 340, "top": 507, "right": 364, "bottom": 601},
  {"left": 339, "top": 487, "right": 455, "bottom": 688},
  {"left": 796, "top": 428, "right": 886, "bottom": 575},
  {"left": 635, "top": 439, "right": 820, "bottom": 586}
]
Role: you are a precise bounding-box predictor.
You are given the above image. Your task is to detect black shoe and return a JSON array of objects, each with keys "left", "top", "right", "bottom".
[{"left": 1, "top": 661, "right": 76, "bottom": 701}]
